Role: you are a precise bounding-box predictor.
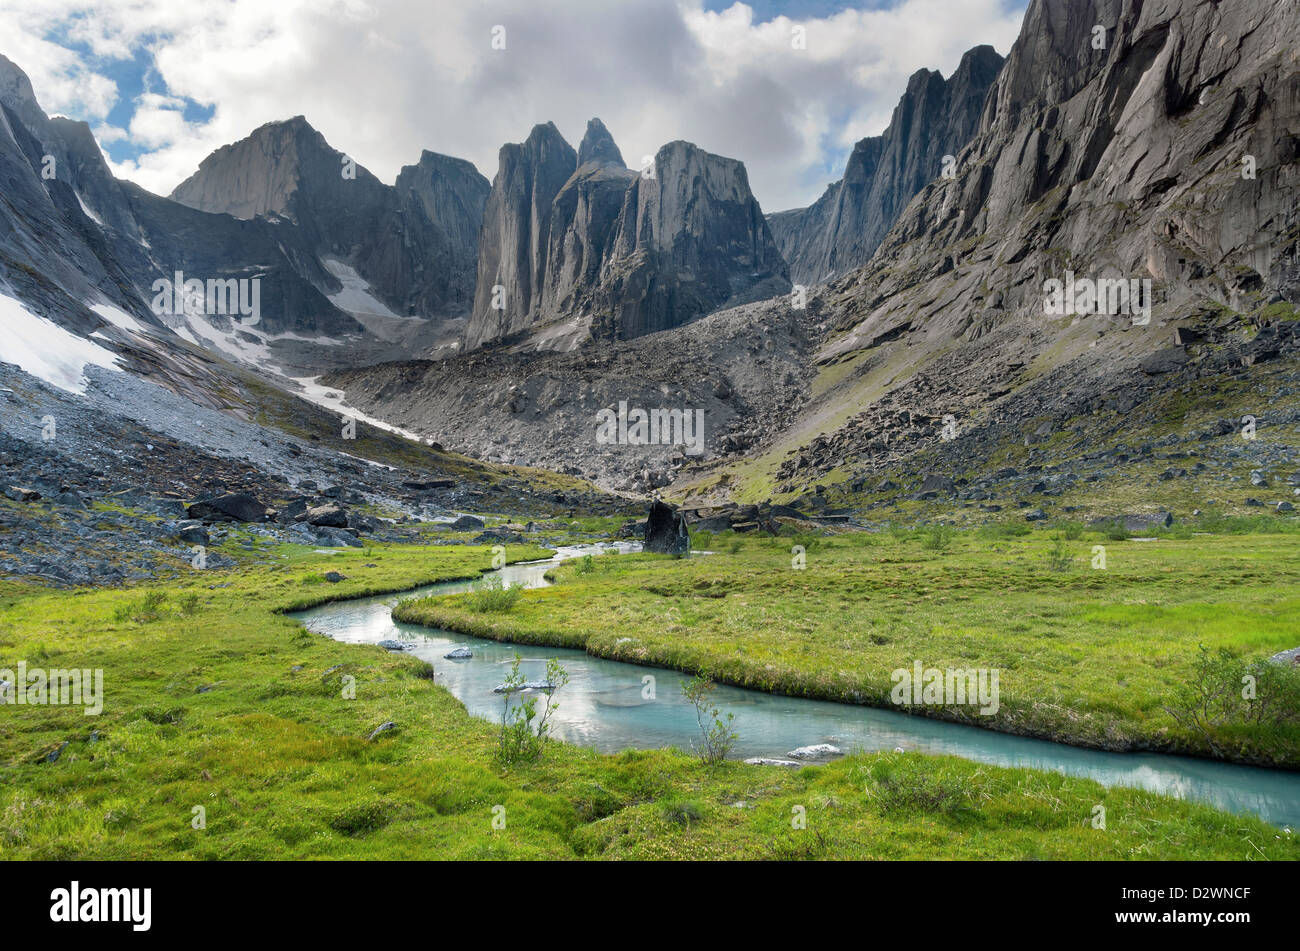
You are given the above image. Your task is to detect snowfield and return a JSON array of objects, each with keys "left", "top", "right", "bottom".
[{"left": 0, "top": 294, "right": 122, "bottom": 394}]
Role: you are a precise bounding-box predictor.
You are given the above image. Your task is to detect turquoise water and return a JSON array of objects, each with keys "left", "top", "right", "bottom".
[{"left": 290, "top": 545, "right": 1300, "bottom": 827}]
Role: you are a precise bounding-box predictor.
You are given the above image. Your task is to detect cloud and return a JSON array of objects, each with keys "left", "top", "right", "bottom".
[{"left": 0, "top": 0, "right": 1026, "bottom": 210}]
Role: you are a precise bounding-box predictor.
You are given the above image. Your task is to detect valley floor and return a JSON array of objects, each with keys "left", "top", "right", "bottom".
[{"left": 1, "top": 529, "right": 1297, "bottom": 860}]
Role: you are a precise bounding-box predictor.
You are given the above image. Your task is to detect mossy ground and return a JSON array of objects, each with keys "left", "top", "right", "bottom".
[
  {"left": 1, "top": 536, "right": 1296, "bottom": 860},
  {"left": 398, "top": 526, "right": 1300, "bottom": 767}
]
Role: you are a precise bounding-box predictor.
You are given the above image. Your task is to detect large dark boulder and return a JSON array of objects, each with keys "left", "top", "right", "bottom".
[
  {"left": 187, "top": 492, "right": 267, "bottom": 523},
  {"left": 644, "top": 499, "right": 690, "bottom": 555},
  {"left": 306, "top": 502, "right": 349, "bottom": 528}
]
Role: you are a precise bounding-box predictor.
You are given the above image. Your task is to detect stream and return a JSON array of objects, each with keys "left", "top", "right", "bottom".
[{"left": 290, "top": 543, "right": 1300, "bottom": 827}]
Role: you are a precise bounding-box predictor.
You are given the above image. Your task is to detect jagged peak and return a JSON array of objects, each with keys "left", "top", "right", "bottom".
[
  {"left": 578, "top": 117, "right": 624, "bottom": 167},
  {"left": 0, "top": 53, "right": 49, "bottom": 133}
]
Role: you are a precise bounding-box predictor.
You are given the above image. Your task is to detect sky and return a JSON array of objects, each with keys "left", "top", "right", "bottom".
[{"left": 0, "top": 0, "right": 1028, "bottom": 212}]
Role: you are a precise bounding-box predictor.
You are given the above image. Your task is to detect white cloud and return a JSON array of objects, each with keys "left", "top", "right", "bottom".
[{"left": 0, "top": 0, "right": 1026, "bottom": 210}]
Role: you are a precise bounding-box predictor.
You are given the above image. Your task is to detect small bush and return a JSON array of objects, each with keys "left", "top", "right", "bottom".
[
  {"left": 1055, "top": 521, "right": 1085, "bottom": 540},
  {"left": 682, "top": 672, "right": 737, "bottom": 765},
  {"left": 1046, "top": 534, "right": 1074, "bottom": 572},
  {"left": 464, "top": 575, "right": 524, "bottom": 613},
  {"left": 1164, "top": 646, "right": 1300, "bottom": 751},
  {"left": 1102, "top": 519, "right": 1130, "bottom": 541},
  {"left": 113, "top": 591, "right": 169, "bottom": 623},
  {"left": 495, "top": 655, "right": 569, "bottom": 766},
  {"left": 979, "top": 521, "right": 1031, "bottom": 540},
  {"left": 574, "top": 554, "right": 596, "bottom": 575},
  {"left": 920, "top": 524, "right": 955, "bottom": 551}
]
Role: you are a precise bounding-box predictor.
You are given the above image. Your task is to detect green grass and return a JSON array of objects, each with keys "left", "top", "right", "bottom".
[
  {"left": 397, "top": 529, "right": 1300, "bottom": 767},
  {"left": 0, "top": 538, "right": 1296, "bottom": 859}
]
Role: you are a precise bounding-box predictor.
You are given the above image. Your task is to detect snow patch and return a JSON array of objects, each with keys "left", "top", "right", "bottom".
[
  {"left": 0, "top": 293, "right": 122, "bottom": 394},
  {"left": 323, "top": 258, "right": 401, "bottom": 319},
  {"left": 76, "top": 193, "right": 104, "bottom": 226},
  {"left": 290, "top": 375, "right": 425, "bottom": 442},
  {"left": 89, "top": 302, "right": 146, "bottom": 334}
]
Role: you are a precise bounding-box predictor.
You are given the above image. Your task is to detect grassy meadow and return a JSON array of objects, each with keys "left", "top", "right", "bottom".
[{"left": 0, "top": 528, "right": 1296, "bottom": 860}]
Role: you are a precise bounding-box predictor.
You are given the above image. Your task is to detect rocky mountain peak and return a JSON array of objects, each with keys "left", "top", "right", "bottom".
[
  {"left": 578, "top": 117, "right": 625, "bottom": 167},
  {"left": 767, "top": 42, "right": 1004, "bottom": 286}
]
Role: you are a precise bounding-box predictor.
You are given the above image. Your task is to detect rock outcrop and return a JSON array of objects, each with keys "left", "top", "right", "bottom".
[
  {"left": 764, "top": 0, "right": 1300, "bottom": 495},
  {"left": 643, "top": 498, "right": 690, "bottom": 555},
  {"left": 171, "top": 117, "right": 489, "bottom": 319},
  {"left": 465, "top": 120, "right": 788, "bottom": 349},
  {"left": 466, "top": 122, "right": 578, "bottom": 349},
  {"left": 0, "top": 54, "right": 359, "bottom": 369},
  {"left": 768, "top": 44, "right": 1004, "bottom": 286}
]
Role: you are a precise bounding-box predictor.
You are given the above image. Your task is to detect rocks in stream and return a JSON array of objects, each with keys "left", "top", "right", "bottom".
[
  {"left": 444, "top": 647, "right": 473, "bottom": 659},
  {"left": 492, "top": 681, "right": 557, "bottom": 693},
  {"left": 643, "top": 498, "right": 690, "bottom": 555},
  {"left": 787, "top": 743, "right": 842, "bottom": 760},
  {"left": 376, "top": 639, "right": 414, "bottom": 651}
]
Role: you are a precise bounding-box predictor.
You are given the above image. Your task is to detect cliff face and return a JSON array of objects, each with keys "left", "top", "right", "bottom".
[
  {"left": 171, "top": 117, "right": 489, "bottom": 319},
  {"left": 542, "top": 120, "right": 638, "bottom": 321},
  {"left": 0, "top": 54, "right": 356, "bottom": 347},
  {"left": 770, "top": 45, "right": 1004, "bottom": 286},
  {"left": 466, "top": 121, "right": 788, "bottom": 349},
  {"left": 465, "top": 122, "right": 578, "bottom": 349},
  {"left": 761, "top": 0, "right": 1300, "bottom": 490},
  {"left": 594, "top": 139, "right": 789, "bottom": 340}
]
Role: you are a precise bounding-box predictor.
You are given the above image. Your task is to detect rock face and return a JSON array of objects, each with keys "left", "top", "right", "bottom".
[
  {"left": 0, "top": 54, "right": 357, "bottom": 354},
  {"left": 760, "top": 0, "right": 1300, "bottom": 497},
  {"left": 643, "top": 499, "right": 690, "bottom": 555},
  {"left": 467, "top": 122, "right": 578, "bottom": 349},
  {"left": 187, "top": 492, "right": 267, "bottom": 523},
  {"left": 465, "top": 120, "right": 788, "bottom": 349},
  {"left": 768, "top": 44, "right": 1004, "bottom": 286},
  {"left": 593, "top": 140, "right": 790, "bottom": 340},
  {"left": 171, "top": 117, "right": 489, "bottom": 319}
]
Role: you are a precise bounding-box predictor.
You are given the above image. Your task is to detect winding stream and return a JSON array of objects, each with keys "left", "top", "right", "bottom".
[{"left": 290, "top": 544, "right": 1300, "bottom": 827}]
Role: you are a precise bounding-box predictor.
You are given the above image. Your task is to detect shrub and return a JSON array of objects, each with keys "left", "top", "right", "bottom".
[
  {"left": 1046, "top": 534, "right": 1074, "bottom": 572},
  {"left": 465, "top": 575, "right": 524, "bottom": 613},
  {"left": 1164, "top": 646, "right": 1300, "bottom": 752},
  {"left": 978, "top": 521, "right": 1030, "bottom": 540},
  {"left": 113, "top": 590, "right": 169, "bottom": 623},
  {"left": 574, "top": 554, "right": 596, "bottom": 575},
  {"left": 691, "top": 530, "right": 714, "bottom": 550},
  {"left": 920, "top": 524, "right": 955, "bottom": 551},
  {"left": 1102, "top": 519, "right": 1130, "bottom": 541},
  {"left": 1055, "top": 520, "right": 1085, "bottom": 540},
  {"left": 681, "top": 672, "right": 737, "bottom": 765},
  {"left": 495, "top": 654, "right": 569, "bottom": 766}
]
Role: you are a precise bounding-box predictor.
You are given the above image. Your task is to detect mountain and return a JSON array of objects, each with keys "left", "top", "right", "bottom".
[
  {"left": 768, "top": 44, "right": 1005, "bottom": 287},
  {"left": 466, "top": 121, "right": 579, "bottom": 349},
  {"left": 699, "top": 0, "right": 1300, "bottom": 504},
  {"left": 465, "top": 120, "right": 788, "bottom": 350},
  {"left": 0, "top": 53, "right": 362, "bottom": 401},
  {"left": 170, "top": 117, "right": 489, "bottom": 323}
]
